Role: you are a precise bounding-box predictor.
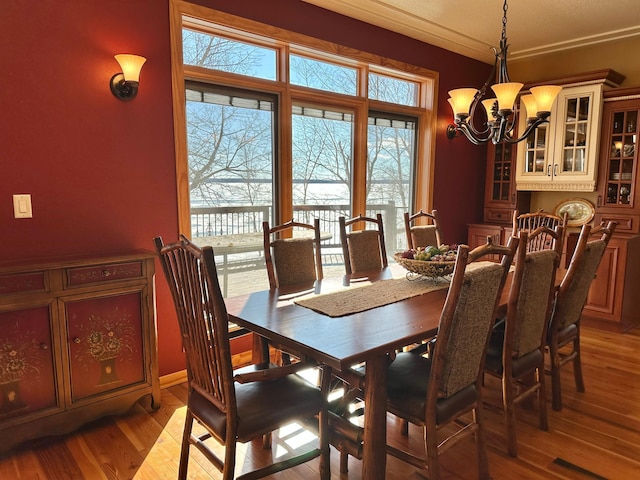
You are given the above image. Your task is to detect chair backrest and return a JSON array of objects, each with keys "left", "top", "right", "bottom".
[
  {"left": 550, "top": 221, "right": 616, "bottom": 332},
  {"left": 512, "top": 209, "right": 567, "bottom": 252},
  {"left": 339, "top": 213, "right": 388, "bottom": 275},
  {"left": 506, "top": 227, "right": 563, "bottom": 359},
  {"left": 263, "top": 219, "right": 323, "bottom": 289},
  {"left": 404, "top": 209, "right": 443, "bottom": 250},
  {"left": 430, "top": 236, "right": 518, "bottom": 399},
  {"left": 154, "top": 235, "right": 236, "bottom": 418}
]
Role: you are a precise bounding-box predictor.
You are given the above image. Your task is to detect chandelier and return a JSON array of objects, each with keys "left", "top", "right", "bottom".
[{"left": 446, "top": 0, "right": 562, "bottom": 145}]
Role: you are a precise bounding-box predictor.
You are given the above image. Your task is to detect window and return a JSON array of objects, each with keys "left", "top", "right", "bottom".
[
  {"left": 290, "top": 54, "right": 357, "bottom": 95},
  {"left": 366, "top": 112, "right": 416, "bottom": 251},
  {"left": 368, "top": 72, "right": 419, "bottom": 107},
  {"left": 170, "top": 1, "right": 436, "bottom": 297},
  {"left": 182, "top": 28, "right": 277, "bottom": 80}
]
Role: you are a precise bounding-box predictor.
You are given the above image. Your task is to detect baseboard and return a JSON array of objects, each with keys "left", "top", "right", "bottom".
[
  {"left": 159, "top": 351, "right": 253, "bottom": 390},
  {"left": 160, "top": 369, "right": 187, "bottom": 389}
]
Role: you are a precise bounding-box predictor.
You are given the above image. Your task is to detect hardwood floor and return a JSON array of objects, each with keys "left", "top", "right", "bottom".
[{"left": 1, "top": 325, "right": 638, "bottom": 479}]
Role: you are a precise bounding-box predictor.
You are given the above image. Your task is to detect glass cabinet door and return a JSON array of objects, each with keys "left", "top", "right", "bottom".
[
  {"left": 523, "top": 124, "right": 548, "bottom": 174},
  {"left": 560, "top": 96, "right": 590, "bottom": 174},
  {"left": 604, "top": 109, "right": 637, "bottom": 206},
  {"left": 491, "top": 143, "right": 513, "bottom": 201}
]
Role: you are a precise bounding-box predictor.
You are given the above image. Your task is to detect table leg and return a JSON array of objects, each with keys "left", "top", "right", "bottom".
[{"left": 363, "top": 354, "right": 387, "bottom": 480}]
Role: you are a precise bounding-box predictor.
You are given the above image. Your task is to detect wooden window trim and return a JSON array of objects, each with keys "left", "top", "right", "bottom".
[{"left": 169, "top": 0, "right": 438, "bottom": 236}]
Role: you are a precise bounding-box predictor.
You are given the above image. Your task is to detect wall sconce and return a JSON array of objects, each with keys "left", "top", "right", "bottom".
[{"left": 110, "top": 54, "right": 146, "bottom": 101}]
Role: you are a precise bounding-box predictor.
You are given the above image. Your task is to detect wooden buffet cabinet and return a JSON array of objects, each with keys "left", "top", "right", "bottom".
[
  {"left": 469, "top": 76, "right": 640, "bottom": 333},
  {"left": 0, "top": 251, "right": 160, "bottom": 454}
]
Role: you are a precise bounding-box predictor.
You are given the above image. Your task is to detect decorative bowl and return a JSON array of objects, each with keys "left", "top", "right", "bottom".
[{"left": 393, "top": 252, "right": 456, "bottom": 278}]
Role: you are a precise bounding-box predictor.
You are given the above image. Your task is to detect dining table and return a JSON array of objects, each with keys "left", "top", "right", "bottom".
[{"left": 224, "top": 264, "right": 557, "bottom": 479}]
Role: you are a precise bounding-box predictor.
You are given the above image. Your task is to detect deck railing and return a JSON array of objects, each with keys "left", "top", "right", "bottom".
[
  {"left": 190, "top": 202, "right": 406, "bottom": 297},
  {"left": 191, "top": 202, "right": 404, "bottom": 251}
]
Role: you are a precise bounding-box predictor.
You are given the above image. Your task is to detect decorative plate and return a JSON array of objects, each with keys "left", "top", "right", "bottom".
[{"left": 554, "top": 198, "right": 595, "bottom": 227}]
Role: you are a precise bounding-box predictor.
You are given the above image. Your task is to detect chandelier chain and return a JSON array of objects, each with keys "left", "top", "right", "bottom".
[{"left": 501, "top": 0, "right": 508, "bottom": 42}]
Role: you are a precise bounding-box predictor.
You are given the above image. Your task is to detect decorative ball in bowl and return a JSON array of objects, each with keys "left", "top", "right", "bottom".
[{"left": 394, "top": 245, "right": 457, "bottom": 279}]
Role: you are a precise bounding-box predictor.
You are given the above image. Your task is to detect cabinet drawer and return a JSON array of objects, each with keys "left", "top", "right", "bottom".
[
  {"left": 0, "top": 271, "right": 47, "bottom": 295},
  {"left": 484, "top": 208, "right": 513, "bottom": 225},
  {"left": 593, "top": 213, "right": 639, "bottom": 234},
  {"left": 65, "top": 261, "right": 144, "bottom": 287}
]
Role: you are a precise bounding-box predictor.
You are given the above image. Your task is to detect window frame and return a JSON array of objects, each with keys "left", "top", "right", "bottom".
[{"left": 169, "top": 0, "right": 438, "bottom": 238}]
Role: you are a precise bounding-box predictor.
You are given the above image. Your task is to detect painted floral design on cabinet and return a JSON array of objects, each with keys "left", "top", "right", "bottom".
[
  {"left": 0, "top": 307, "right": 56, "bottom": 419},
  {"left": 67, "top": 293, "right": 145, "bottom": 401}
]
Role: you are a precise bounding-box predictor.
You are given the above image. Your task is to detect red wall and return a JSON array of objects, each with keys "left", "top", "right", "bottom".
[{"left": 1, "top": 0, "right": 490, "bottom": 376}]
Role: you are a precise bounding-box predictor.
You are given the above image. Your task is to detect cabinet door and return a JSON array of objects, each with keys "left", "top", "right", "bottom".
[
  {"left": 583, "top": 237, "right": 624, "bottom": 321},
  {"left": 65, "top": 291, "right": 146, "bottom": 403},
  {"left": 467, "top": 224, "right": 503, "bottom": 261},
  {"left": 516, "top": 84, "right": 603, "bottom": 191},
  {"left": 0, "top": 304, "right": 58, "bottom": 421},
  {"left": 595, "top": 98, "right": 640, "bottom": 234}
]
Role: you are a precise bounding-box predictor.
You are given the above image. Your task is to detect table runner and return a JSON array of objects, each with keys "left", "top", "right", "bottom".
[{"left": 294, "top": 276, "right": 449, "bottom": 317}]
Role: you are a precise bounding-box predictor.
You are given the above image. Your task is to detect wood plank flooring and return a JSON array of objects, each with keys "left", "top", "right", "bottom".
[{"left": 1, "top": 325, "right": 638, "bottom": 479}]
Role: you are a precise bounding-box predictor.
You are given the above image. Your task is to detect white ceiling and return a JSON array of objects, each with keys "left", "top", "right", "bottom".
[{"left": 302, "top": 0, "right": 640, "bottom": 63}]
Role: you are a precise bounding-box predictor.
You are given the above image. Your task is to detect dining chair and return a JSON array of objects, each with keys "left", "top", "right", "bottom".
[
  {"left": 330, "top": 236, "right": 519, "bottom": 478},
  {"left": 547, "top": 221, "right": 616, "bottom": 411},
  {"left": 263, "top": 218, "right": 323, "bottom": 289},
  {"left": 483, "top": 223, "right": 563, "bottom": 457},
  {"left": 263, "top": 218, "right": 324, "bottom": 365},
  {"left": 383, "top": 236, "right": 518, "bottom": 479},
  {"left": 512, "top": 209, "right": 568, "bottom": 252},
  {"left": 154, "top": 235, "right": 331, "bottom": 480},
  {"left": 404, "top": 209, "right": 443, "bottom": 250},
  {"left": 339, "top": 213, "right": 388, "bottom": 275}
]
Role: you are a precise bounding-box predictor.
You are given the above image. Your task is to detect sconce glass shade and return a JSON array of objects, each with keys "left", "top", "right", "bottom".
[
  {"left": 448, "top": 88, "right": 478, "bottom": 118},
  {"left": 110, "top": 54, "right": 146, "bottom": 101},
  {"left": 114, "top": 54, "right": 146, "bottom": 82},
  {"left": 530, "top": 85, "right": 562, "bottom": 113},
  {"left": 491, "top": 82, "right": 523, "bottom": 112}
]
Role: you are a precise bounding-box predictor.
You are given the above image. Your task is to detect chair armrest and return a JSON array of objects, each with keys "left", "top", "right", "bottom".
[{"left": 233, "top": 360, "right": 317, "bottom": 383}]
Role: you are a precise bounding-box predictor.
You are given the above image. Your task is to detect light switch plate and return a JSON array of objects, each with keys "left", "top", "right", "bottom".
[{"left": 13, "top": 194, "right": 33, "bottom": 218}]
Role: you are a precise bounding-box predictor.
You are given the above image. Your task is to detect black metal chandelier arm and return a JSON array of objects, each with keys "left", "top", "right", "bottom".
[
  {"left": 501, "top": 117, "right": 549, "bottom": 145},
  {"left": 448, "top": 121, "right": 494, "bottom": 145}
]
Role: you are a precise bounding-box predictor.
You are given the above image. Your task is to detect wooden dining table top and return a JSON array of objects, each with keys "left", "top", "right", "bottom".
[{"left": 225, "top": 266, "right": 451, "bottom": 371}]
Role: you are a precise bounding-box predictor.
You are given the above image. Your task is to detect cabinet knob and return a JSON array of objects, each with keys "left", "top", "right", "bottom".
[
  {"left": 102, "top": 270, "right": 111, "bottom": 277},
  {"left": 73, "top": 337, "right": 81, "bottom": 344},
  {"left": 39, "top": 343, "right": 48, "bottom": 350}
]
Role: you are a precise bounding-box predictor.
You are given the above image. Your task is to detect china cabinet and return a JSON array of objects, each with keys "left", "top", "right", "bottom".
[
  {"left": 0, "top": 251, "right": 159, "bottom": 454},
  {"left": 515, "top": 70, "right": 624, "bottom": 192},
  {"left": 594, "top": 87, "right": 640, "bottom": 233},
  {"left": 576, "top": 86, "right": 640, "bottom": 332},
  {"left": 516, "top": 83, "right": 604, "bottom": 191}
]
